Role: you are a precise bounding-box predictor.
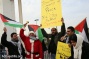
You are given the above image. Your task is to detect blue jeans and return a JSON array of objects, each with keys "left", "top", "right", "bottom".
[{"left": 51, "top": 54, "right": 56, "bottom": 59}]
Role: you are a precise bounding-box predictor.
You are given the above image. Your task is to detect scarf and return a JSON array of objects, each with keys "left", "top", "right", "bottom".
[
  {"left": 10, "top": 40, "right": 22, "bottom": 55},
  {"left": 73, "top": 34, "right": 83, "bottom": 59},
  {"left": 30, "top": 36, "right": 37, "bottom": 40}
]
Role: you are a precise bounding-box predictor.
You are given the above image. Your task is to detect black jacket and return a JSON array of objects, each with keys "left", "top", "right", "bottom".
[
  {"left": 1, "top": 32, "right": 25, "bottom": 59},
  {"left": 81, "top": 41, "right": 89, "bottom": 59},
  {"left": 48, "top": 23, "right": 66, "bottom": 54}
]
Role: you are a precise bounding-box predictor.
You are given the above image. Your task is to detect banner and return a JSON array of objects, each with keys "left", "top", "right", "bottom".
[
  {"left": 56, "top": 42, "right": 71, "bottom": 59},
  {"left": 41, "top": 0, "right": 62, "bottom": 28}
]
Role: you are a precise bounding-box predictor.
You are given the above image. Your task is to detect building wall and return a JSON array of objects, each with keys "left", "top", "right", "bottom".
[
  {"left": 0, "top": 0, "right": 3, "bottom": 14},
  {"left": 0, "top": 0, "right": 16, "bottom": 41}
]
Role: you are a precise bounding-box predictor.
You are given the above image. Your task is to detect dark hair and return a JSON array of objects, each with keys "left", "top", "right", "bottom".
[
  {"left": 69, "top": 34, "right": 77, "bottom": 42},
  {"left": 51, "top": 28, "right": 57, "bottom": 31},
  {"left": 11, "top": 32, "right": 17, "bottom": 37},
  {"left": 67, "top": 26, "right": 75, "bottom": 32}
]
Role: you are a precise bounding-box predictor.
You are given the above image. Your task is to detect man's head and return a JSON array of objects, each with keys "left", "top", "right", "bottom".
[
  {"left": 51, "top": 28, "right": 58, "bottom": 35},
  {"left": 67, "top": 26, "right": 75, "bottom": 36},
  {"left": 28, "top": 31, "right": 37, "bottom": 40},
  {"left": 69, "top": 34, "right": 77, "bottom": 47},
  {"left": 11, "top": 32, "right": 18, "bottom": 41},
  {"left": 70, "top": 34, "right": 83, "bottom": 48},
  {"left": 28, "top": 31, "right": 36, "bottom": 37}
]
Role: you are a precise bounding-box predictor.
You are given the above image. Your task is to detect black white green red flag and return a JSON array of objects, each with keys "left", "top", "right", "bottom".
[
  {"left": 75, "top": 18, "right": 89, "bottom": 42},
  {"left": 28, "top": 25, "right": 44, "bottom": 42},
  {"left": 0, "top": 14, "right": 23, "bottom": 28}
]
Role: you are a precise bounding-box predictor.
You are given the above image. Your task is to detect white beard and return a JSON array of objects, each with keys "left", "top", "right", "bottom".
[{"left": 30, "top": 36, "right": 37, "bottom": 40}]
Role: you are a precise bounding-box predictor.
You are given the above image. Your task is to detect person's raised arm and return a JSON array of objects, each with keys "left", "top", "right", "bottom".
[
  {"left": 60, "top": 17, "right": 66, "bottom": 36},
  {"left": 19, "top": 22, "right": 28, "bottom": 41},
  {"left": 1, "top": 27, "right": 10, "bottom": 47}
]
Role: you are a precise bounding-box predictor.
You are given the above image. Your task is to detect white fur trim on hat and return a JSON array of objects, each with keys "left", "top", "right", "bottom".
[{"left": 29, "top": 31, "right": 35, "bottom": 34}]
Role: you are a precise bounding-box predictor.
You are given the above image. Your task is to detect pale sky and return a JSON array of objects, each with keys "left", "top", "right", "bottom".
[{"left": 15, "top": 0, "right": 89, "bottom": 34}]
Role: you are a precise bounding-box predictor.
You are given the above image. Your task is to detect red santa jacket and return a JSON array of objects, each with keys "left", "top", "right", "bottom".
[{"left": 20, "top": 29, "right": 43, "bottom": 59}]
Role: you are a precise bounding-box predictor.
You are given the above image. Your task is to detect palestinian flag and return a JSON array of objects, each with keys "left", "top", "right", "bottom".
[
  {"left": 28, "top": 25, "right": 44, "bottom": 42},
  {"left": 75, "top": 18, "right": 89, "bottom": 42},
  {"left": 0, "top": 14, "right": 23, "bottom": 28}
]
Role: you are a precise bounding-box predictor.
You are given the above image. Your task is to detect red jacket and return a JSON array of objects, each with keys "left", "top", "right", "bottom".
[{"left": 20, "top": 29, "right": 43, "bottom": 59}]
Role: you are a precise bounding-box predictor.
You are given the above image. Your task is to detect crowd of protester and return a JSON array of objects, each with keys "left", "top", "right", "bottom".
[{"left": 0, "top": 18, "right": 89, "bottom": 59}]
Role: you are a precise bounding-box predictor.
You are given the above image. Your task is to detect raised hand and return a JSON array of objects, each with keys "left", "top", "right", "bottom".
[
  {"left": 60, "top": 36, "right": 65, "bottom": 41},
  {"left": 39, "top": 24, "right": 42, "bottom": 27},
  {"left": 3, "top": 27, "right": 7, "bottom": 32},
  {"left": 61, "top": 17, "right": 64, "bottom": 23},
  {"left": 24, "top": 21, "right": 29, "bottom": 27}
]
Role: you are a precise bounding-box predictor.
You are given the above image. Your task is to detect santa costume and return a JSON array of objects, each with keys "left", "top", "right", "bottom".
[{"left": 20, "top": 28, "right": 43, "bottom": 59}]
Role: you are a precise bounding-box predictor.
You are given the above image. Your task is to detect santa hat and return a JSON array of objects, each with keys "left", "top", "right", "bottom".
[{"left": 29, "top": 31, "right": 35, "bottom": 34}]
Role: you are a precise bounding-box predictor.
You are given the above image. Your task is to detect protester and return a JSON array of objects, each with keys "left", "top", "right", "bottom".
[
  {"left": 69, "top": 34, "right": 89, "bottom": 59},
  {"left": 61, "top": 26, "right": 75, "bottom": 43},
  {"left": 20, "top": 23, "right": 43, "bottom": 59},
  {"left": 1, "top": 27, "right": 25, "bottom": 59},
  {"left": 48, "top": 18, "right": 66, "bottom": 59},
  {"left": 60, "top": 26, "right": 75, "bottom": 59}
]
